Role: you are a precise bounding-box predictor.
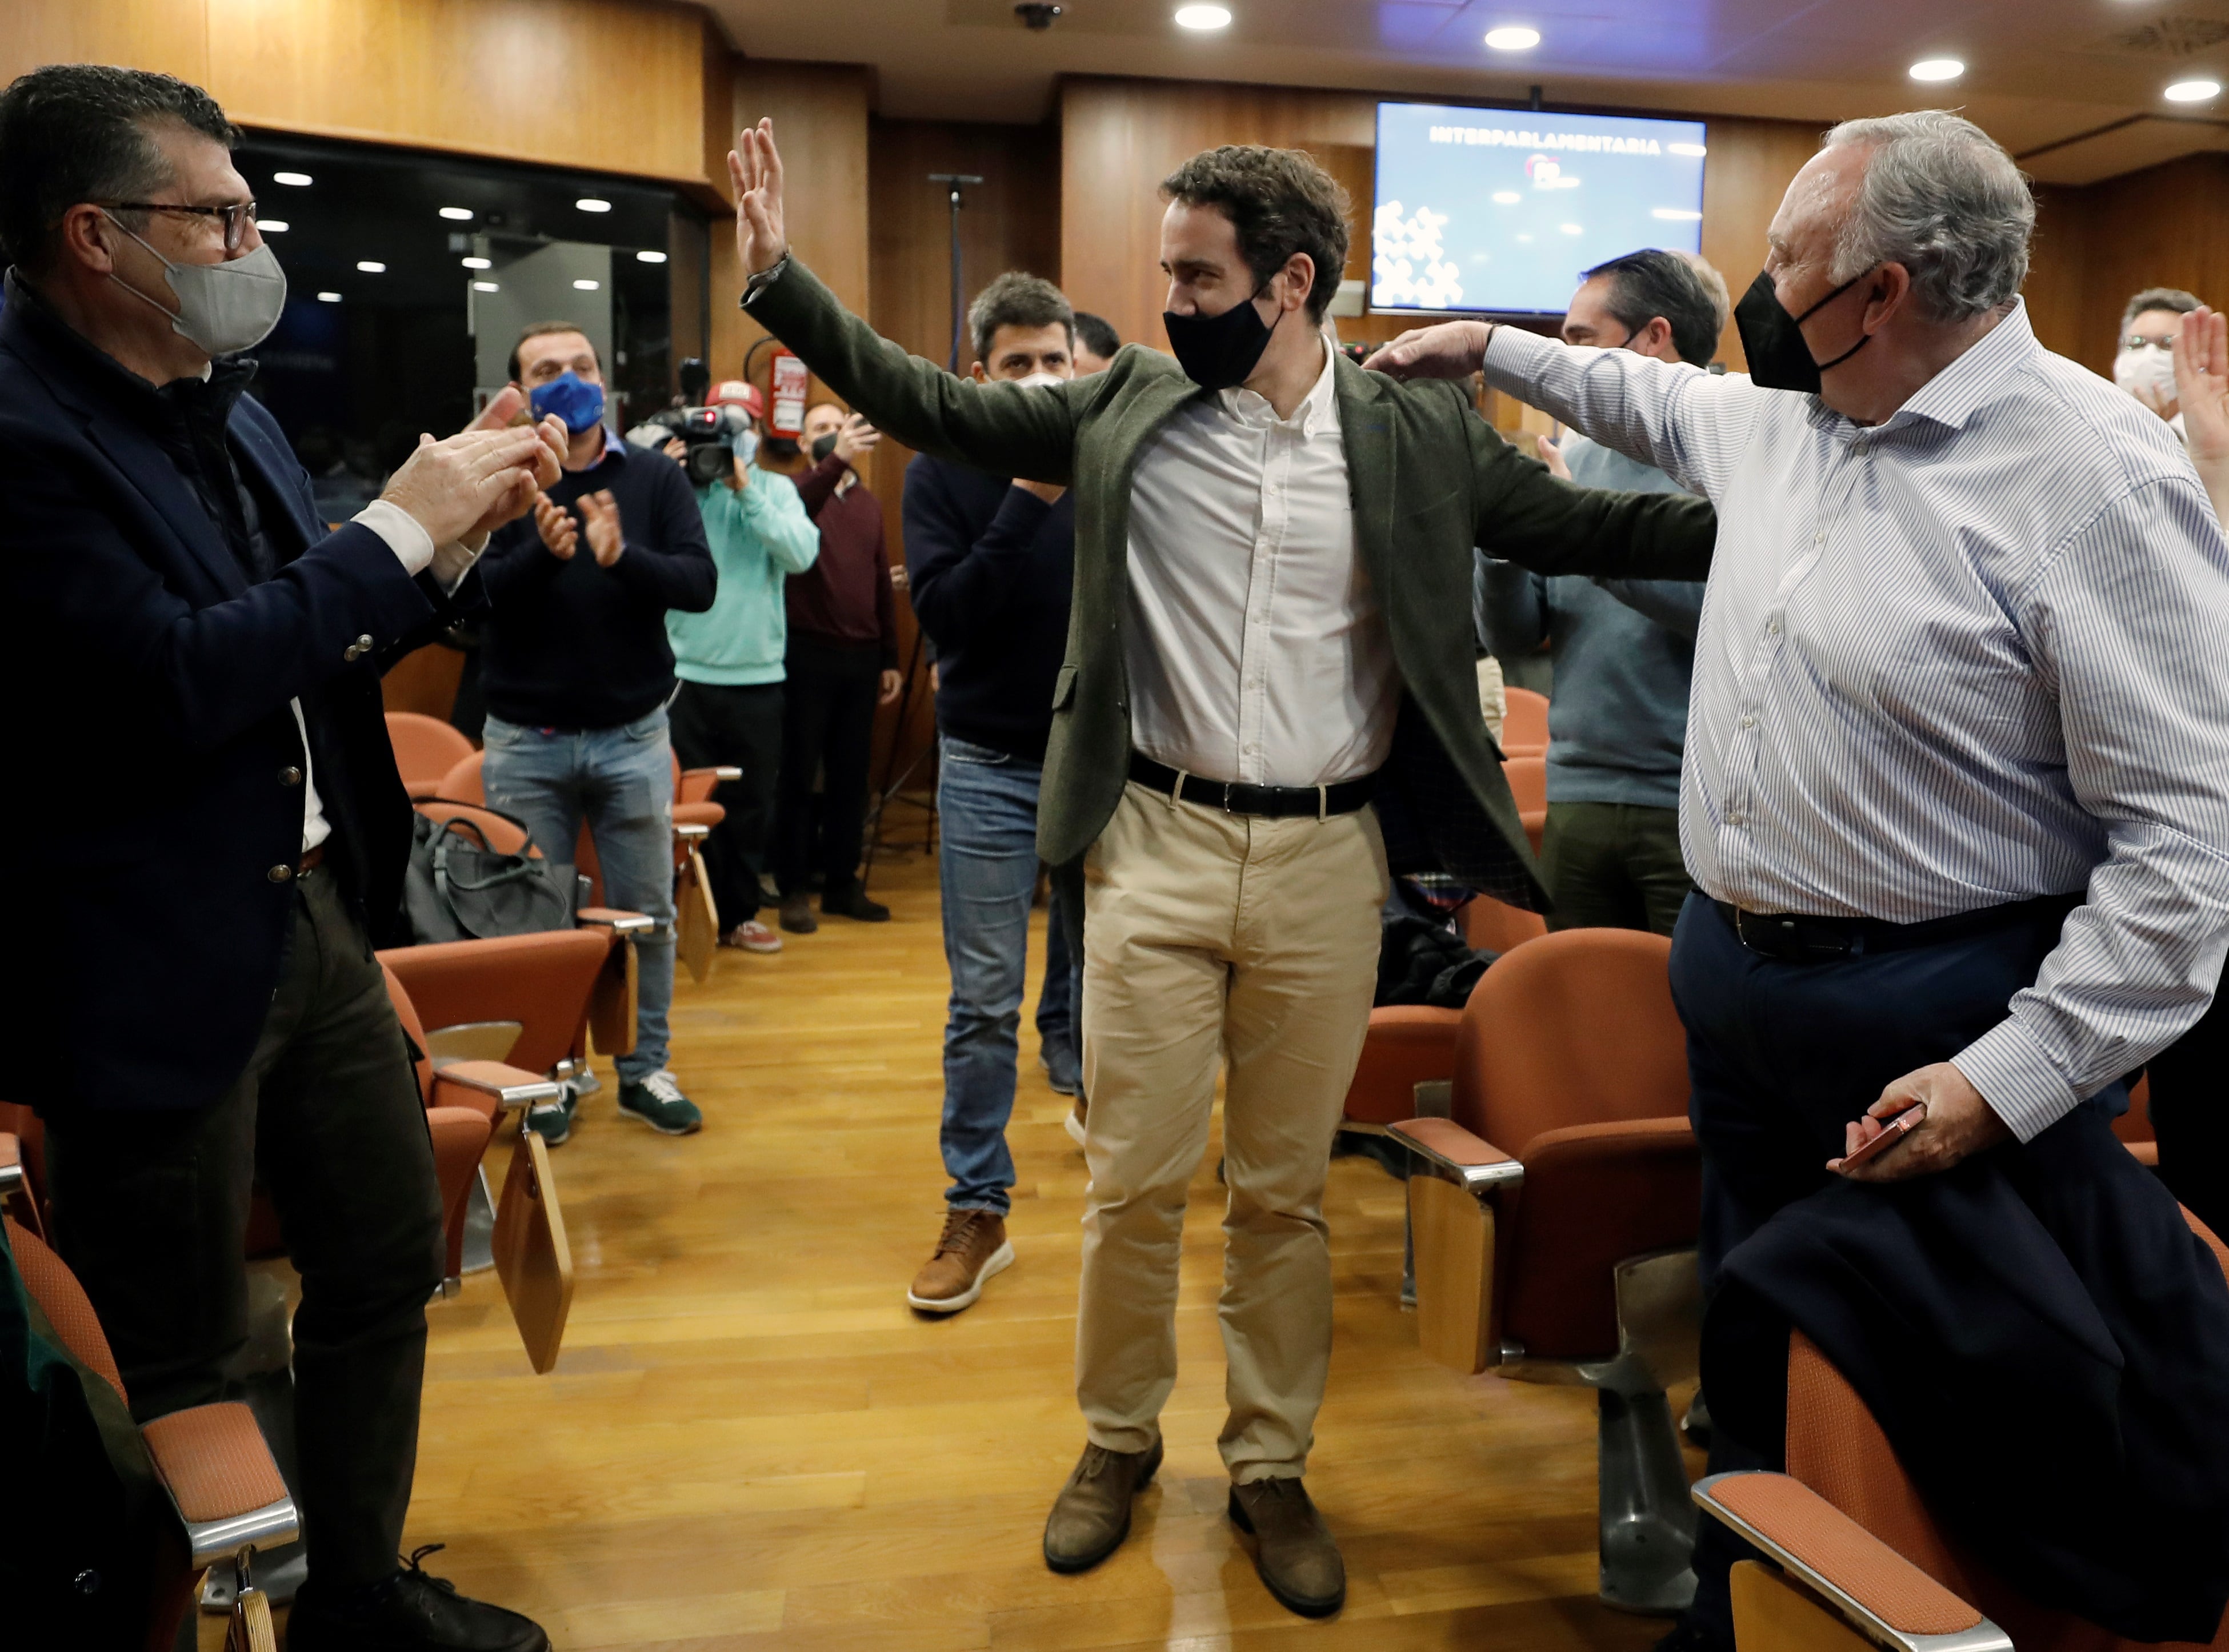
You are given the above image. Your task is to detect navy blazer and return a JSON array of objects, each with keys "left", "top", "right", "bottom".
[{"left": 0, "top": 284, "right": 466, "bottom": 1117}]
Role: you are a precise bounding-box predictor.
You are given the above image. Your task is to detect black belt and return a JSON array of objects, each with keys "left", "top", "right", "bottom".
[
  {"left": 1711, "top": 891, "right": 2082, "bottom": 962},
  {"left": 1127, "top": 754, "right": 1375, "bottom": 819}
]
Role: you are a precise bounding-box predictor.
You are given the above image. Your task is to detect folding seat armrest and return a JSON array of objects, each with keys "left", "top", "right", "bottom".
[
  {"left": 673, "top": 820, "right": 711, "bottom": 841},
  {"left": 577, "top": 906, "right": 654, "bottom": 935},
  {"left": 140, "top": 1402, "right": 299, "bottom": 1569},
  {"left": 689, "top": 765, "right": 742, "bottom": 782},
  {"left": 432, "top": 1060, "right": 567, "bottom": 1115},
  {"left": 1387, "top": 1116, "right": 1524, "bottom": 1194},
  {"left": 0, "top": 1132, "right": 21, "bottom": 1197},
  {"left": 1692, "top": 1473, "right": 2010, "bottom": 1652}
]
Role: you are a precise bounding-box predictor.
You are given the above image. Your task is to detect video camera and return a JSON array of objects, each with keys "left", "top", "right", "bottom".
[{"left": 626, "top": 403, "right": 752, "bottom": 487}]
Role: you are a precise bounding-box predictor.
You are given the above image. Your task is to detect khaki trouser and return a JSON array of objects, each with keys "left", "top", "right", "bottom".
[{"left": 1077, "top": 779, "right": 1388, "bottom": 1481}]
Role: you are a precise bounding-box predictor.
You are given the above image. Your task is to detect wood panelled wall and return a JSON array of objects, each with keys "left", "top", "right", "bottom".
[
  {"left": 1059, "top": 75, "right": 1821, "bottom": 370},
  {"left": 2024, "top": 155, "right": 2229, "bottom": 375},
  {"left": 3, "top": 0, "right": 730, "bottom": 192}
]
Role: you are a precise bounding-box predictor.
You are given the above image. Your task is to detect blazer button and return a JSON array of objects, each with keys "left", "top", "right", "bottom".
[
  {"left": 268, "top": 864, "right": 294, "bottom": 884},
  {"left": 279, "top": 766, "right": 303, "bottom": 787}
]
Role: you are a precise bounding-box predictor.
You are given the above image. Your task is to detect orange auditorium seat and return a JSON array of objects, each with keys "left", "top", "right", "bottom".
[
  {"left": 1462, "top": 892, "right": 1548, "bottom": 955},
  {"left": 1694, "top": 1213, "right": 2229, "bottom": 1652},
  {"left": 1388, "top": 927, "right": 1701, "bottom": 1611},
  {"left": 385, "top": 711, "right": 475, "bottom": 801},
  {"left": 1502, "top": 755, "right": 1547, "bottom": 855},
  {"left": 1502, "top": 685, "right": 1549, "bottom": 756},
  {"left": 5, "top": 1210, "right": 299, "bottom": 1649}
]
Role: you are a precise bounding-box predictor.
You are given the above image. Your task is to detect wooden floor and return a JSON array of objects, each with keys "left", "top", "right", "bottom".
[{"left": 248, "top": 849, "right": 1695, "bottom": 1651}]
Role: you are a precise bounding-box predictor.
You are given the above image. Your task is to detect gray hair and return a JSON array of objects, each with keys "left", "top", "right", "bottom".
[
  {"left": 2123, "top": 286, "right": 2202, "bottom": 327},
  {"left": 1820, "top": 110, "right": 2034, "bottom": 323}
]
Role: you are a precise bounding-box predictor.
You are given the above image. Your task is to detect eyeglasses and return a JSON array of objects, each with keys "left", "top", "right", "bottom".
[
  {"left": 104, "top": 200, "right": 259, "bottom": 252},
  {"left": 2121, "top": 334, "right": 2174, "bottom": 353}
]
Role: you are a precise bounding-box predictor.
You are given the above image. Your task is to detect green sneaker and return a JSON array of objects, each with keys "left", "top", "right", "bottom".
[
  {"left": 617, "top": 1070, "right": 702, "bottom": 1135},
  {"left": 526, "top": 1092, "right": 576, "bottom": 1147}
]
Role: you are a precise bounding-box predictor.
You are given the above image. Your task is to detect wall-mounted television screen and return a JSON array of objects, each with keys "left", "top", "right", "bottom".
[{"left": 1371, "top": 102, "right": 1708, "bottom": 316}]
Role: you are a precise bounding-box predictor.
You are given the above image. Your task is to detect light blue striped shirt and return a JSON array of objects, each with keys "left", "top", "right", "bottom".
[{"left": 1484, "top": 302, "right": 2229, "bottom": 1141}]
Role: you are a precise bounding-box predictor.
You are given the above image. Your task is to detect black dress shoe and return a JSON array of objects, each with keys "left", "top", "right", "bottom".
[
  {"left": 823, "top": 886, "right": 890, "bottom": 923},
  {"left": 286, "top": 1546, "right": 549, "bottom": 1651}
]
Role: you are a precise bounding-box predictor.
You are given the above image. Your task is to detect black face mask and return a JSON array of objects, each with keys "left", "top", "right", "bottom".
[
  {"left": 810, "top": 431, "right": 839, "bottom": 464},
  {"left": 1163, "top": 283, "right": 1282, "bottom": 391},
  {"left": 1733, "top": 267, "right": 1873, "bottom": 394}
]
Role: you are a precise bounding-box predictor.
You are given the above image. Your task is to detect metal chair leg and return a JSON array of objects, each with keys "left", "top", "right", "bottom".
[{"left": 1595, "top": 1384, "right": 1698, "bottom": 1613}]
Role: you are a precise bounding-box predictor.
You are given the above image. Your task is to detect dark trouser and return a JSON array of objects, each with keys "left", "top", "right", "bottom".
[
  {"left": 45, "top": 864, "right": 445, "bottom": 1593},
  {"left": 775, "top": 634, "right": 882, "bottom": 901},
  {"left": 669, "top": 679, "right": 785, "bottom": 926},
  {"left": 1540, "top": 800, "right": 1691, "bottom": 937},
  {"left": 2144, "top": 989, "right": 2229, "bottom": 1237},
  {"left": 1665, "top": 889, "right": 2229, "bottom": 1643}
]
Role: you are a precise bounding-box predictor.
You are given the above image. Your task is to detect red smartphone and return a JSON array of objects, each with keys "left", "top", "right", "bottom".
[{"left": 1837, "top": 1102, "right": 1927, "bottom": 1172}]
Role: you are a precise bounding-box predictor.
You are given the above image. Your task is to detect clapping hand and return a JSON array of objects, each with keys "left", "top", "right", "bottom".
[
  {"left": 579, "top": 490, "right": 625, "bottom": 567},
  {"left": 730, "top": 118, "right": 790, "bottom": 278},
  {"left": 2174, "top": 307, "right": 2229, "bottom": 506},
  {"left": 382, "top": 416, "right": 562, "bottom": 548},
  {"left": 533, "top": 494, "right": 578, "bottom": 562}
]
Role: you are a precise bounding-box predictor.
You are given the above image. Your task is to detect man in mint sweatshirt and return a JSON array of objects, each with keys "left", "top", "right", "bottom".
[{"left": 667, "top": 387, "right": 820, "bottom": 952}]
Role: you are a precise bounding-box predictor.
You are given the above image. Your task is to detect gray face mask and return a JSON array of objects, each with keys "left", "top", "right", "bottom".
[{"left": 101, "top": 210, "right": 288, "bottom": 356}]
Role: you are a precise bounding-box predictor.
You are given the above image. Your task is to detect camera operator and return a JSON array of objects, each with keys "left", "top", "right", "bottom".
[
  {"left": 664, "top": 380, "right": 820, "bottom": 953},
  {"left": 0, "top": 65, "right": 562, "bottom": 1649},
  {"left": 478, "top": 320, "right": 716, "bottom": 1142}
]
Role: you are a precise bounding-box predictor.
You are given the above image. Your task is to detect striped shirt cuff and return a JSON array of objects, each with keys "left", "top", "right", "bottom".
[{"left": 1952, "top": 1016, "right": 2082, "bottom": 1143}]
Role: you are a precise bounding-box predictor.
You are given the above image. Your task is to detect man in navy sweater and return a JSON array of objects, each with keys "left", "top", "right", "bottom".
[
  {"left": 478, "top": 322, "right": 717, "bottom": 1141},
  {"left": 902, "top": 273, "right": 1087, "bottom": 1313}
]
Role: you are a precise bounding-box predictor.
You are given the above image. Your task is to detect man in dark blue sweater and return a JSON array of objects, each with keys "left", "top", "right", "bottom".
[
  {"left": 901, "top": 274, "right": 1093, "bottom": 1313},
  {"left": 478, "top": 321, "right": 717, "bottom": 1140}
]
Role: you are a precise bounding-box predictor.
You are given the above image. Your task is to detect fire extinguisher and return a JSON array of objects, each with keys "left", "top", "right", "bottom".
[{"left": 768, "top": 346, "right": 807, "bottom": 440}]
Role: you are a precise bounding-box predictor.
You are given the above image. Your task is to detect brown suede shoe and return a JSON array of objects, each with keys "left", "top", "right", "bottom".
[
  {"left": 906, "top": 1209, "right": 1014, "bottom": 1313},
  {"left": 1043, "top": 1438, "right": 1163, "bottom": 1573},
  {"left": 1230, "top": 1477, "right": 1346, "bottom": 1617}
]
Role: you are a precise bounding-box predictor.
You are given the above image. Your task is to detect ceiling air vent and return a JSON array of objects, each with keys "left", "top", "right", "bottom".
[{"left": 2103, "top": 17, "right": 2229, "bottom": 57}]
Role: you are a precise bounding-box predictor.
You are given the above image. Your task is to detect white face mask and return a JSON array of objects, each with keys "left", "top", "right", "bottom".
[
  {"left": 1011, "top": 370, "right": 1067, "bottom": 389},
  {"left": 101, "top": 210, "right": 288, "bottom": 356},
  {"left": 2113, "top": 342, "right": 2178, "bottom": 402}
]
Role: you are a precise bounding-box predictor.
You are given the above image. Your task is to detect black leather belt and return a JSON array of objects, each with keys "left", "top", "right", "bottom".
[
  {"left": 1711, "top": 891, "right": 2082, "bottom": 962},
  {"left": 1128, "top": 754, "right": 1375, "bottom": 819}
]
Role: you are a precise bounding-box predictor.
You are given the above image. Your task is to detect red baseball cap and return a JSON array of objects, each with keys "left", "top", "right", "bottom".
[{"left": 709, "top": 379, "right": 763, "bottom": 419}]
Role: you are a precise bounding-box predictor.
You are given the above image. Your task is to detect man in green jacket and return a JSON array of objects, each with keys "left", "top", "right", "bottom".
[
  {"left": 731, "top": 118, "right": 1716, "bottom": 1617},
  {"left": 666, "top": 383, "right": 820, "bottom": 953}
]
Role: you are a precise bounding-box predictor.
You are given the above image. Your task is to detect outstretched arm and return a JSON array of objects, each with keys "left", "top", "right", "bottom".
[
  {"left": 730, "top": 120, "right": 1077, "bottom": 484},
  {"left": 2174, "top": 306, "right": 2229, "bottom": 520}
]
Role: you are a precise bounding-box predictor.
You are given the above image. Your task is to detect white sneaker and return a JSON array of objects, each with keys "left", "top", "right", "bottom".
[{"left": 722, "top": 920, "right": 783, "bottom": 953}]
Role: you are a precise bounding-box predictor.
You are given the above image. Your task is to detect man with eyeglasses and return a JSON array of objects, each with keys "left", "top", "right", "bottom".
[{"left": 0, "top": 65, "right": 558, "bottom": 1651}]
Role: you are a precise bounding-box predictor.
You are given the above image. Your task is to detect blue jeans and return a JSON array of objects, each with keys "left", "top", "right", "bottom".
[
  {"left": 482, "top": 709, "right": 677, "bottom": 1082},
  {"left": 937, "top": 736, "right": 1080, "bottom": 1214}
]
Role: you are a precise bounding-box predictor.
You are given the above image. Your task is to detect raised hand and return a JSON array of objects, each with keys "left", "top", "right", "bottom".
[
  {"left": 381, "top": 427, "right": 558, "bottom": 547},
  {"left": 580, "top": 490, "right": 626, "bottom": 567},
  {"left": 1363, "top": 319, "right": 1496, "bottom": 381},
  {"left": 729, "top": 118, "right": 790, "bottom": 278},
  {"left": 834, "top": 413, "right": 880, "bottom": 467},
  {"left": 533, "top": 494, "right": 578, "bottom": 561},
  {"left": 2174, "top": 308, "right": 2229, "bottom": 510}
]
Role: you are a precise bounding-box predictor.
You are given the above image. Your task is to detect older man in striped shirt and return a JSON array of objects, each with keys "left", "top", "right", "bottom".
[{"left": 1374, "top": 110, "right": 2229, "bottom": 1645}]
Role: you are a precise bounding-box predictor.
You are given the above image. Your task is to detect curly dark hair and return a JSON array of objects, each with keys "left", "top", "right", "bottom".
[
  {"left": 1160, "top": 145, "right": 1350, "bottom": 320},
  {"left": 0, "top": 65, "right": 237, "bottom": 274}
]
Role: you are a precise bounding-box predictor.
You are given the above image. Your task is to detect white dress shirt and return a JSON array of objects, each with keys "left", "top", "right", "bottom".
[
  {"left": 1484, "top": 302, "right": 2229, "bottom": 1141},
  {"left": 1124, "top": 341, "right": 1399, "bottom": 788}
]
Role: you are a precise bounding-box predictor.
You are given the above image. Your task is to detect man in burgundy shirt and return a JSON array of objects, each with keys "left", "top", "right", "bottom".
[{"left": 778, "top": 399, "right": 902, "bottom": 928}]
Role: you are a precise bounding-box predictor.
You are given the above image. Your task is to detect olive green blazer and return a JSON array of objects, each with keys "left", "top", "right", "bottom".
[{"left": 747, "top": 259, "right": 1716, "bottom": 909}]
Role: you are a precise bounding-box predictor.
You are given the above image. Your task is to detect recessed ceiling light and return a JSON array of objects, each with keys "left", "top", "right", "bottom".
[
  {"left": 2167, "top": 78, "right": 2222, "bottom": 102},
  {"left": 573, "top": 278, "right": 601, "bottom": 290},
  {"left": 461, "top": 256, "right": 492, "bottom": 270},
  {"left": 574, "top": 197, "right": 613, "bottom": 213},
  {"left": 1651, "top": 207, "right": 1703, "bottom": 220},
  {"left": 1559, "top": 223, "right": 1583, "bottom": 234},
  {"left": 355, "top": 260, "right": 385, "bottom": 273},
  {"left": 439, "top": 206, "right": 474, "bottom": 221},
  {"left": 317, "top": 291, "right": 341, "bottom": 302},
  {"left": 273, "top": 170, "right": 313, "bottom": 187},
  {"left": 1491, "top": 190, "right": 1521, "bottom": 204},
  {"left": 1667, "top": 141, "right": 1708, "bottom": 158},
  {"left": 1484, "top": 25, "right": 1540, "bottom": 50},
  {"left": 473, "top": 280, "right": 500, "bottom": 292},
  {"left": 1908, "top": 58, "right": 1964, "bottom": 82},
  {"left": 1174, "top": 5, "right": 1231, "bottom": 28},
  {"left": 257, "top": 219, "right": 289, "bottom": 233},
  {"left": 636, "top": 249, "right": 669, "bottom": 263}
]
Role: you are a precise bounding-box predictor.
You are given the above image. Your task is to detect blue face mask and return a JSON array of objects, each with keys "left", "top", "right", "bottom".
[
  {"left": 530, "top": 370, "right": 606, "bottom": 435},
  {"left": 731, "top": 426, "right": 759, "bottom": 468}
]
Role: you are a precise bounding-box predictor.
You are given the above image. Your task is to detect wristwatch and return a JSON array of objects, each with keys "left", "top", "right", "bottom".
[{"left": 740, "top": 253, "right": 791, "bottom": 307}]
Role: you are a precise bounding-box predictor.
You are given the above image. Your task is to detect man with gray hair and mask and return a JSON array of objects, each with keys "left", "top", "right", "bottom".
[{"left": 1375, "top": 109, "right": 2229, "bottom": 1646}]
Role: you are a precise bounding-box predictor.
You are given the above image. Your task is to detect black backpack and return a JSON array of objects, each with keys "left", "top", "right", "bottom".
[{"left": 402, "top": 803, "right": 574, "bottom": 944}]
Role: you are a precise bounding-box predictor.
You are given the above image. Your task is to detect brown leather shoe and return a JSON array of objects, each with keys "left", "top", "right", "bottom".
[
  {"left": 1043, "top": 1438, "right": 1163, "bottom": 1573},
  {"left": 1230, "top": 1477, "right": 1346, "bottom": 1617},
  {"left": 906, "top": 1209, "right": 1014, "bottom": 1313}
]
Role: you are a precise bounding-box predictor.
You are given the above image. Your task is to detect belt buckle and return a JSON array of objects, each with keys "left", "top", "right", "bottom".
[{"left": 1222, "top": 781, "right": 1237, "bottom": 816}]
